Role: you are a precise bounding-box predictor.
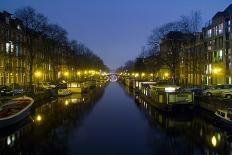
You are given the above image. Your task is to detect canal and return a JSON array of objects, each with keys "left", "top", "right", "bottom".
[{"left": 0, "top": 82, "right": 232, "bottom": 155}]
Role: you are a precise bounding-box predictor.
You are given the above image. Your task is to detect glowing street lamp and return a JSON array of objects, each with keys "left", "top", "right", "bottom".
[
  {"left": 135, "top": 73, "right": 139, "bottom": 78},
  {"left": 212, "top": 68, "right": 221, "bottom": 84},
  {"left": 164, "top": 72, "right": 169, "bottom": 77},
  {"left": 212, "top": 68, "right": 221, "bottom": 75},
  {"left": 64, "top": 71, "right": 69, "bottom": 76},
  {"left": 34, "top": 71, "right": 42, "bottom": 91},
  {"left": 35, "top": 71, "right": 41, "bottom": 78}
]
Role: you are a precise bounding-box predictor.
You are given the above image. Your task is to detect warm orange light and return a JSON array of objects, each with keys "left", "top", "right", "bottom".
[
  {"left": 164, "top": 73, "right": 169, "bottom": 77},
  {"left": 64, "top": 72, "right": 69, "bottom": 76},
  {"left": 35, "top": 71, "right": 41, "bottom": 77},
  {"left": 213, "top": 68, "right": 221, "bottom": 74},
  {"left": 36, "top": 115, "right": 42, "bottom": 122}
]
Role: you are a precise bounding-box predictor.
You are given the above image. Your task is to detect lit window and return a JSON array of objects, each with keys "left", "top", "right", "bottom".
[
  {"left": 6, "top": 42, "right": 10, "bottom": 53},
  {"left": 207, "top": 29, "right": 212, "bottom": 38},
  {"left": 219, "top": 50, "right": 223, "bottom": 59},
  {"left": 209, "top": 64, "right": 212, "bottom": 74},
  {"left": 11, "top": 44, "right": 14, "bottom": 53},
  {"left": 17, "top": 25, "right": 21, "bottom": 30}
]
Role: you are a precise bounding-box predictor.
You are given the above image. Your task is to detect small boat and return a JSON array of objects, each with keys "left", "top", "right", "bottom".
[
  {"left": 215, "top": 109, "right": 232, "bottom": 125},
  {"left": 58, "top": 89, "right": 72, "bottom": 96},
  {"left": 0, "top": 96, "right": 34, "bottom": 128}
]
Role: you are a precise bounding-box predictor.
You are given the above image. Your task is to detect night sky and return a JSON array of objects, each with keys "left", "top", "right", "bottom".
[{"left": 1, "top": 0, "right": 231, "bottom": 69}]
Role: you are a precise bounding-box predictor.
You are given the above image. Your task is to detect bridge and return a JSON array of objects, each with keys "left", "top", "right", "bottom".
[{"left": 106, "top": 73, "right": 118, "bottom": 82}]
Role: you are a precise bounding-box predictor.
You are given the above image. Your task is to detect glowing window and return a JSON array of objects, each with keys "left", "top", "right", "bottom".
[
  {"left": 6, "top": 42, "right": 10, "bottom": 53},
  {"left": 219, "top": 50, "right": 223, "bottom": 59}
]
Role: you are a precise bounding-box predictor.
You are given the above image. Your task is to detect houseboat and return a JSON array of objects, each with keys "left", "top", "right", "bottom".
[
  {"left": 215, "top": 109, "right": 232, "bottom": 125},
  {"left": 140, "top": 84, "right": 194, "bottom": 111}
]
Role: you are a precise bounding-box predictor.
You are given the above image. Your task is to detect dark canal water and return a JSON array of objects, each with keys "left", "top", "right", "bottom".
[{"left": 0, "top": 82, "right": 232, "bottom": 155}]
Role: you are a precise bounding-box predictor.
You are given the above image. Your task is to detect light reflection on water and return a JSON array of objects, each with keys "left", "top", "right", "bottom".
[
  {"left": 1, "top": 83, "right": 232, "bottom": 154},
  {"left": 128, "top": 86, "right": 232, "bottom": 155},
  {"left": 0, "top": 86, "right": 105, "bottom": 154}
]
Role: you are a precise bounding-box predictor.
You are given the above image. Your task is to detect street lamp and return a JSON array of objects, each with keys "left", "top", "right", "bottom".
[
  {"left": 64, "top": 71, "right": 69, "bottom": 81},
  {"left": 212, "top": 68, "right": 221, "bottom": 84},
  {"left": 34, "top": 71, "right": 41, "bottom": 90}
]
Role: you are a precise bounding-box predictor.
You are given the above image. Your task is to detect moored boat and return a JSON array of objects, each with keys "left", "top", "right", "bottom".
[
  {"left": 0, "top": 96, "right": 34, "bottom": 128},
  {"left": 139, "top": 84, "right": 194, "bottom": 111},
  {"left": 58, "top": 89, "right": 72, "bottom": 96},
  {"left": 215, "top": 109, "right": 232, "bottom": 125}
]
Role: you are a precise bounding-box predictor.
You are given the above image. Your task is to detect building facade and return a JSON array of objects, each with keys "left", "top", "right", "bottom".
[
  {"left": 0, "top": 11, "right": 28, "bottom": 86},
  {"left": 203, "top": 4, "right": 232, "bottom": 85}
]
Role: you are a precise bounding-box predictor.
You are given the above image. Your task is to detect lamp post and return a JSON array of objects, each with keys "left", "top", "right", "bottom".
[
  {"left": 212, "top": 68, "right": 221, "bottom": 85},
  {"left": 77, "top": 71, "right": 81, "bottom": 81},
  {"left": 34, "top": 71, "right": 41, "bottom": 91},
  {"left": 64, "top": 71, "right": 69, "bottom": 82}
]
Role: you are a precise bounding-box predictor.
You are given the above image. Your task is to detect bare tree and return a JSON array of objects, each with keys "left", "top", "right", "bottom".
[
  {"left": 180, "top": 10, "right": 202, "bottom": 33},
  {"left": 15, "top": 7, "right": 47, "bottom": 92}
]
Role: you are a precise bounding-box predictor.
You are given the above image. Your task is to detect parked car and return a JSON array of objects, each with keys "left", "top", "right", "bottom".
[
  {"left": 184, "top": 86, "right": 203, "bottom": 96},
  {"left": 221, "top": 90, "right": 232, "bottom": 99},
  {"left": 0, "top": 86, "right": 13, "bottom": 96},
  {"left": 10, "top": 83, "right": 24, "bottom": 95},
  {"left": 203, "top": 84, "right": 232, "bottom": 97},
  {"left": 38, "top": 82, "right": 52, "bottom": 90},
  {"left": 47, "top": 82, "right": 57, "bottom": 88}
]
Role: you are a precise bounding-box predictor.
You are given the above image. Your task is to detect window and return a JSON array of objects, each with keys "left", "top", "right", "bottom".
[
  {"left": 215, "top": 23, "right": 224, "bottom": 36},
  {"left": 207, "top": 29, "right": 212, "bottom": 38},
  {"left": 209, "top": 64, "right": 212, "bottom": 74},
  {"left": 219, "top": 50, "right": 223, "bottom": 60},
  {"left": 10, "top": 44, "right": 14, "bottom": 53},
  {"left": 6, "top": 42, "right": 10, "bottom": 53},
  {"left": 17, "top": 25, "right": 21, "bottom": 30},
  {"left": 16, "top": 44, "right": 19, "bottom": 56},
  {"left": 228, "top": 20, "right": 231, "bottom": 32}
]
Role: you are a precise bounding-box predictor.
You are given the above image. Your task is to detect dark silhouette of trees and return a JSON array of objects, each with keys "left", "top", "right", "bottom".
[
  {"left": 14, "top": 6, "right": 108, "bottom": 90},
  {"left": 15, "top": 6, "right": 48, "bottom": 91}
]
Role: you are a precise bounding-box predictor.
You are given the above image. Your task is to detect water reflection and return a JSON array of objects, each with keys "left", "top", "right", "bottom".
[
  {"left": 0, "top": 86, "right": 105, "bottom": 154},
  {"left": 126, "top": 86, "right": 232, "bottom": 155}
]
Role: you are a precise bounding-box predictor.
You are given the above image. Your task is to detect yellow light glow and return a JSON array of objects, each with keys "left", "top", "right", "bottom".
[
  {"left": 132, "top": 73, "right": 135, "bottom": 76},
  {"left": 141, "top": 73, "right": 145, "bottom": 77},
  {"left": 211, "top": 135, "right": 217, "bottom": 147},
  {"left": 64, "top": 72, "right": 69, "bottom": 76},
  {"left": 150, "top": 73, "right": 153, "bottom": 76},
  {"left": 165, "top": 87, "right": 176, "bottom": 92},
  {"left": 36, "top": 115, "right": 42, "bottom": 122},
  {"left": 77, "top": 72, "right": 81, "bottom": 75},
  {"left": 84, "top": 71, "right": 87, "bottom": 74},
  {"left": 164, "top": 73, "right": 169, "bottom": 77},
  {"left": 135, "top": 73, "right": 139, "bottom": 77},
  {"left": 213, "top": 68, "right": 221, "bottom": 74},
  {"left": 65, "top": 100, "right": 69, "bottom": 106},
  {"left": 35, "top": 71, "right": 41, "bottom": 77}
]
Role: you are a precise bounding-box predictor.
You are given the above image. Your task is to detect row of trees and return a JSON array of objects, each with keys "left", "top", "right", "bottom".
[
  {"left": 117, "top": 11, "right": 202, "bottom": 77},
  {"left": 14, "top": 7, "right": 108, "bottom": 90}
]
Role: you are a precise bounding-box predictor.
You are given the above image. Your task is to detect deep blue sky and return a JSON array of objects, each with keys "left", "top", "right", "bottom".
[{"left": 1, "top": 0, "right": 231, "bottom": 69}]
